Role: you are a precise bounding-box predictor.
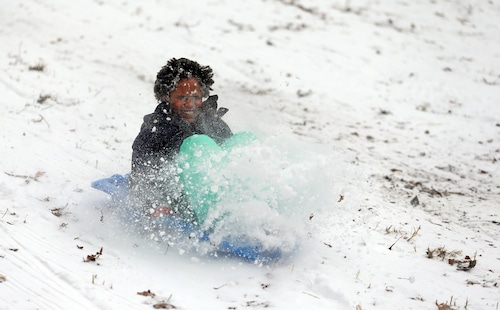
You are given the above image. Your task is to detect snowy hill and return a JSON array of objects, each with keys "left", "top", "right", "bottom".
[{"left": 1, "top": 0, "right": 499, "bottom": 309}]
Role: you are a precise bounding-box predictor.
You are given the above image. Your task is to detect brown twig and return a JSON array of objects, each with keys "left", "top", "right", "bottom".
[
  {"left": 388, "top": 236, "right": 403, "bottom": 250},
  {"left": 407, "top": 225, "right": 421, "bottom": 242}
]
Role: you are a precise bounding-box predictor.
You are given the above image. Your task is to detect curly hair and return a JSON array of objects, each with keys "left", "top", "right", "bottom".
[{"left": 153, "top": 58, "right": 214, "bottom": 101}]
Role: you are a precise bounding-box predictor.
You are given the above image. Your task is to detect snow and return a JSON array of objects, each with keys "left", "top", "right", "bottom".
[{"left": 1, "top": 0, "right": 499, "bottom": 309}]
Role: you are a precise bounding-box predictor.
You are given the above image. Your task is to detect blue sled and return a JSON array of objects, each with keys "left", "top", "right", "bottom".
[
  {"left": 91, "top": 174, "right": 283, "bottom": 262},
  {"left": 91, "top": 174, "right": 129, "bottom": 203}
]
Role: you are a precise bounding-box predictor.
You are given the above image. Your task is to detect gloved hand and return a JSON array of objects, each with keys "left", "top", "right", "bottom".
[
  {"left": 200, "top": 95, "right": 228, "bottom": 117},
  {"left": 194, "top": 95, "right": 228, "bottom": 134},
  {"left": 202, "top": 94, "right": 218, "bottom": 113},
  {"left": 193, "top": 95, "right": 232, "bottom": 143}
]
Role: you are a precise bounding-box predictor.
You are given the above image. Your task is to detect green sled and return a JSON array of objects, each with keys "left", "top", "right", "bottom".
[{"left": 178, "top": 132, "right": 257, "bottom": 224}]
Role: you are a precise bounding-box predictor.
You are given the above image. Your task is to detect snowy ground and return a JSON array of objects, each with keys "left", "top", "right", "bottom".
[{"left": 1, "top": 0, "right": 499, "bottom": 309}]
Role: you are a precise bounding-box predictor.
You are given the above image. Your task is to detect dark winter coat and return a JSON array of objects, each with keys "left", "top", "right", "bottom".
[{"left": 129, "top": 95, "right": 232, "bottom": 219}]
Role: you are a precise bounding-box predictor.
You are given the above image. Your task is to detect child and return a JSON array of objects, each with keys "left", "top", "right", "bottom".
[{"left": 129, "top": 58, "right": 232, "bottom": 222}]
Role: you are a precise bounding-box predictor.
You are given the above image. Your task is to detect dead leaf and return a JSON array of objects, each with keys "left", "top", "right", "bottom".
[
  {"left": 153, "top": 302, "right": 176, "bottom": 309},
  {"left": 436, "top": 301, "right": 452, "bottom": 310},
  {"left": 466, "top": 280, "right": 480, "bottom": 285},
  {"left": 137, "top": 289, "right": 156, "bottom": 298},
  {"left": 410, "top": 195, "right": 419, "bottom": 206},
  {"left": 457, "top": 259, "right": 476, "bottom": 271},
  {"left": 452, "top": 255, "right": 477, "bottom": 271},
  {"left": 84, "top": 247, "right": 103, "bottom": 262},
  {"left": 34, "top": 171, "right": 46, "bottom": 181},
  {"left": 51, "top": 207, "right": 65, "bottom": 217}
]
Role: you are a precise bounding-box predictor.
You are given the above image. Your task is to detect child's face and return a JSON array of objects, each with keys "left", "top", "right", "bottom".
[{"left": 169, "top": 77, "right": 203, "bottom": 123}]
